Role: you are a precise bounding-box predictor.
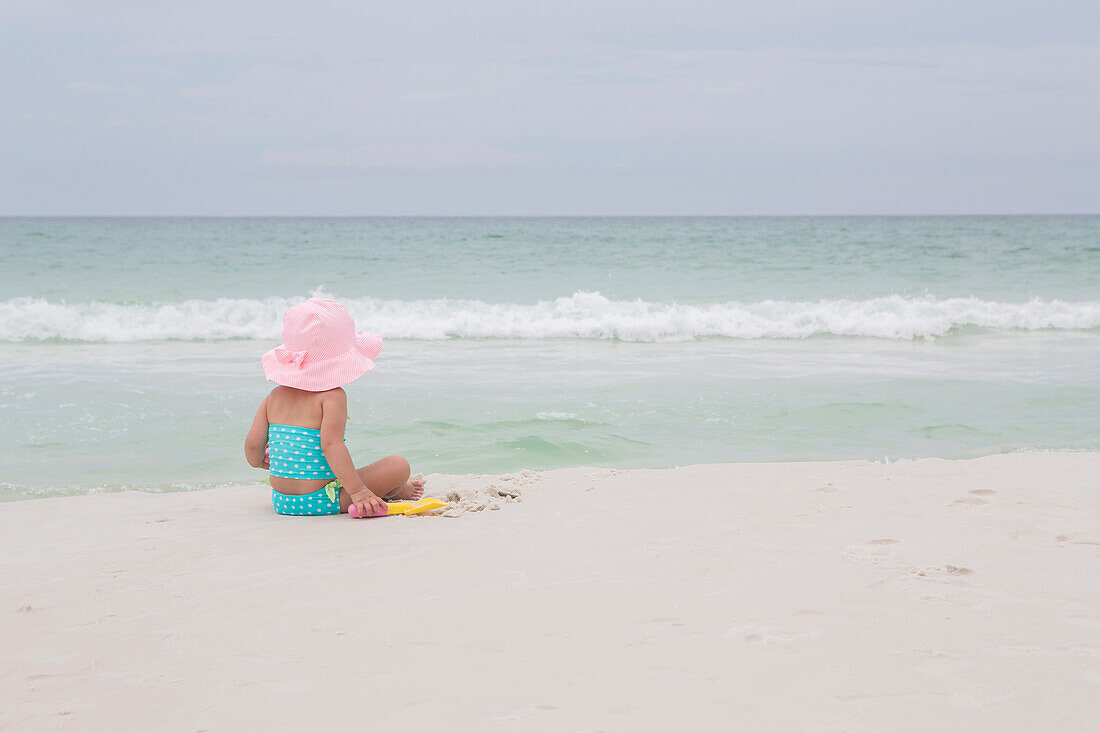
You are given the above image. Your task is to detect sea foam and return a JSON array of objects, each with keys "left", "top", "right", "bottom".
[{"left": 2, "top": 292, "right": 1099, "bottom": 343}]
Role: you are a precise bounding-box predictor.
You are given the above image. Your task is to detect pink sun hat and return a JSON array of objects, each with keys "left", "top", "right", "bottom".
[{"left": 262, "top": 299, "right": 383, "bottom": 391}]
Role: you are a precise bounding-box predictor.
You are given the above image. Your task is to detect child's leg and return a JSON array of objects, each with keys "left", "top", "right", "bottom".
[{"left": 350, "top": 455, "right": 423, "bottom": 502}]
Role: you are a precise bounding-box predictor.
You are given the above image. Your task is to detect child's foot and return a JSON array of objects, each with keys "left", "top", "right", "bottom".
[{"left": 389, "top": 473, "right": 425, "bottom": 501}]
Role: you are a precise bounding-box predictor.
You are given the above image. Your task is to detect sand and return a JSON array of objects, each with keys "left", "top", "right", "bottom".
[{"left": 2, "top": 453, "right": 1098, "bottom": 731}]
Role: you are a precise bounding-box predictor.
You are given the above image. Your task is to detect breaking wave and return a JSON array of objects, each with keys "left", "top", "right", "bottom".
[{"left": 2, "top": 291, "right": 1099, "bottom": 343}]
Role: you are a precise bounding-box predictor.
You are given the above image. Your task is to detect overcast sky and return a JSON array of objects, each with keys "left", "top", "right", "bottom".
[{"left": 2, "top": 1, "right": 1097, "bottom": 215}]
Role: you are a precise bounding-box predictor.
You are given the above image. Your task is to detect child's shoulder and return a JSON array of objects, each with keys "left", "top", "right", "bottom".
[{"left": 317, "top": 386, "right": 347, "bottom": 405}]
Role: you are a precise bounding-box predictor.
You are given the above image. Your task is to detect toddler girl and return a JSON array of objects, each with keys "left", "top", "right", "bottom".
[{"left": 244, "top": 298, "right": 424, "bottom": 517}]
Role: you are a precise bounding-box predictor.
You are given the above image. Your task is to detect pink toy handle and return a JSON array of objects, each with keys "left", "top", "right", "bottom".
[{"left": 349, "top": 503, "right": 388, "bottom": 518}]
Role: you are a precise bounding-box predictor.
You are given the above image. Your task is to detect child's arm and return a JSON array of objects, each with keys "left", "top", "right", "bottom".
[
  {"left": 244, "top": 396, "right": 270, "bottom": 468},
  {"left": 319, "top": 389, "right": 387, "bottom": 516}
]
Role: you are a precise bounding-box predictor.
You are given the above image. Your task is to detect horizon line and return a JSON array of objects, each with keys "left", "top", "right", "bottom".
[{"left": 1, "top": 212, "right": 1098, "bottom": 219}]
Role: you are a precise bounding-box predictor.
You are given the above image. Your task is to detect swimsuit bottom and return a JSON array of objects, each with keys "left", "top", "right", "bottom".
[{"left": 272, "top": 479, "right": 342, "bottom": 516}]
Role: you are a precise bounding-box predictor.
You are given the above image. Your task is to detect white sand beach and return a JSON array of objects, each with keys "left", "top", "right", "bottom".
[{"left": 2, "top": 453, "right": 1098, "bottom": 731}]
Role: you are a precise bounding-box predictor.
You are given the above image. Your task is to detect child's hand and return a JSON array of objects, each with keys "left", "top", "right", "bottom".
[{"left": 349, "top": 488, "right": 387, "bottom": 517}]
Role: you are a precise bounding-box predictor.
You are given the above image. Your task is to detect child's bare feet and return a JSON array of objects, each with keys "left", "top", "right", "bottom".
[{"left": 388, "top": 473, "right": 425, "bottom": 501}]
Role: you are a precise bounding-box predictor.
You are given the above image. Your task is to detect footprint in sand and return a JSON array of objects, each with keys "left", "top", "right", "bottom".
[
  {"left": 1055, "top": 534, "right": 1100, "bottom": 547},
  {"left": 494, "top": 703, "right": 561, "bottom": 723},
  {"left": 1064, "top": 616, "right": 1100, "bottom": 629},
  {"left": 910, "top": 564, "right": 975, "bottom": 580},
  {"left": 845, "top": 541, "right": 901, "bottom": 567},
  {"left": 952, "top": 495, "right": 989, "bottom": 506},
  {"left": 725, "top": 623, "right": 821, "bottom": 645},
  {"left": 625, "top": 617, "right": 686, "bottom": 646}
]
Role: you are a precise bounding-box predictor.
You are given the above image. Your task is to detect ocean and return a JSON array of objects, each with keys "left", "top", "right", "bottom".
[{"left": 2, "top": 216, "right": 1098, "bottom": 500}]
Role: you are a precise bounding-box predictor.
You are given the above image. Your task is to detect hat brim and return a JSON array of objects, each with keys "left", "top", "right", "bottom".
[{"left": 262, "top": 333, "right": 383, "bottom": 391}]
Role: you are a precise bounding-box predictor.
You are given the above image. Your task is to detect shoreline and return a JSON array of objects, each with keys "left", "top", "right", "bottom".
[
  {"left": 3, "top": 453, "right": 1098, "bottom": 730},
  {"left": 6, "top": 449, "right": 1099, "bottom": 504}
]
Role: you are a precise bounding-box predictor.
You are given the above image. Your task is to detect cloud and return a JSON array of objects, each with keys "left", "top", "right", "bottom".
[
  {"left": 259, "top": 143, "right": 538, "bottom": 170},
  {"left": 67, "top": 81, "right": 139, "bottom": 94},
  {"left": 2, "top": 1, "right": 1099, "bottom": 213}
]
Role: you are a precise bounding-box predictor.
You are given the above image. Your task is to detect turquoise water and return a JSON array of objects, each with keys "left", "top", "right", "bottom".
[
  {"left": 5, "top": 216, "right": 1100, "bottom": 304},
  {"left": 1, "top": 217, "right": 1098, "bottom": 499}
]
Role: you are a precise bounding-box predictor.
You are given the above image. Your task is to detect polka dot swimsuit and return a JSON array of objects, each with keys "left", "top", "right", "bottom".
[
  {"left": 269, "top": 424, "right": 342, "bottom": 516},
  {"left": 268, "top": 424, "right": 337, "bottom": 480},
  {"left": 272, "top": 479, "right": 342, "bottom": 516}
]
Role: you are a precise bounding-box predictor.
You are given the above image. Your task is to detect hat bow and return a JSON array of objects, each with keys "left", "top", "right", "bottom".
[{"left": 274, "top": 346, "right": 308, "bottom": 366}]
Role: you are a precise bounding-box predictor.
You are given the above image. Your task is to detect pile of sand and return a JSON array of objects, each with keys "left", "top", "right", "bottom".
[{"left": 421, "top": 468, "right": 541, "bottom": 516}]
